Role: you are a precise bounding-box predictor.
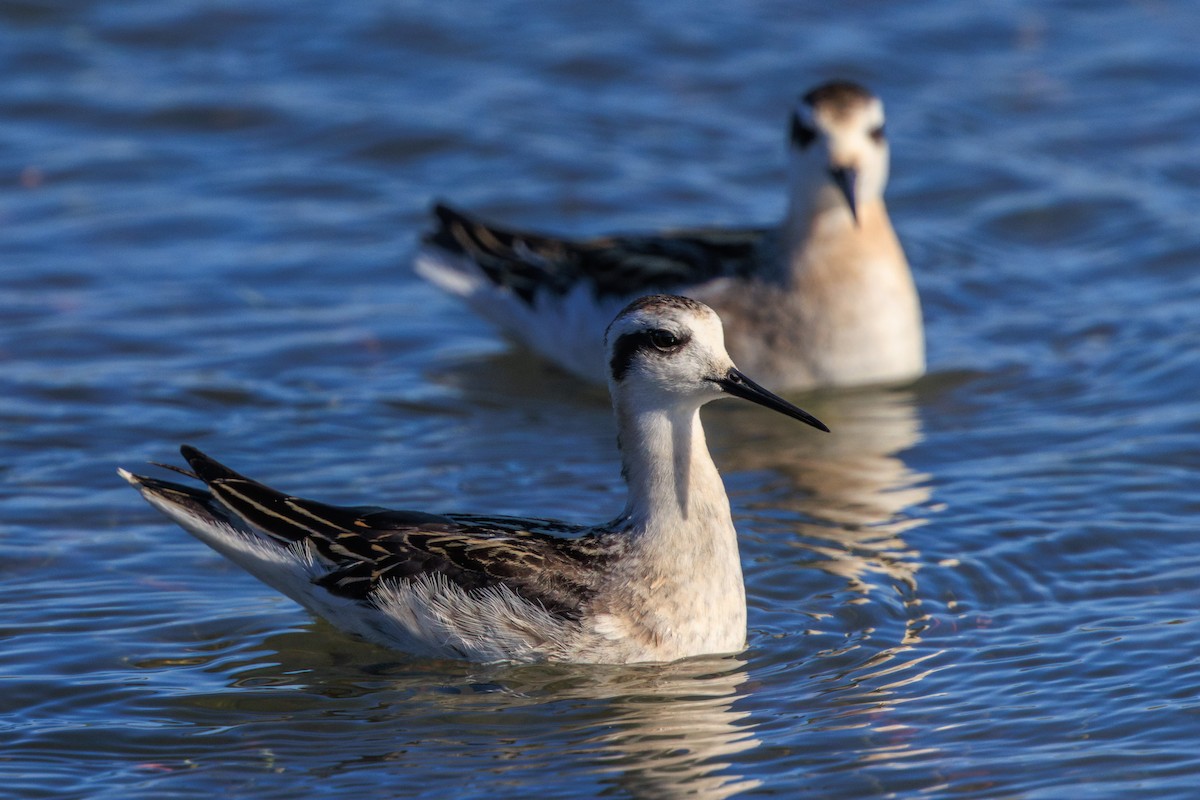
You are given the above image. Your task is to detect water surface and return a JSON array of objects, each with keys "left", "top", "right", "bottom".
[{"left": 3, "top": 1, "right": 1200, "bottom": 797}]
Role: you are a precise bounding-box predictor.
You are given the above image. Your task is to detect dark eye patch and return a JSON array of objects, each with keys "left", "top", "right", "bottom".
[
  {"left": 790, "top": 113, "right": 817, "bottom": 149},
  {"left": 608, "top": 328, "right": 691, "bottom": 381},
  {"left": 869, "top": 124, "right": 886, "bottom": 143}
]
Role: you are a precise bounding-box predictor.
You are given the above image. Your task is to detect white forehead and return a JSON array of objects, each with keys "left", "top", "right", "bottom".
[
  {"left": 606, "top": 296, "right": 724, "bottom": 348},
  {"left": 796, "top": 92, "right": 885, "bottom": 133}
]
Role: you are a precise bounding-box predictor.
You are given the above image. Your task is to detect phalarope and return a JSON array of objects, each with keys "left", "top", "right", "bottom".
[
  {"left": 415, "top": 80, "right": 924, "bottom": 392},
  {"left": 120, "top": 296, "right": 827, "bottom": 664}
]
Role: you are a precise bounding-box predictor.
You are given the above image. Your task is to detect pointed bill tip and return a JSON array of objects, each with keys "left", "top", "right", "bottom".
[
  {"left": 829, "top": 166, "right": 860, "bottom": 227},
  {"left": 717, "top": 369, "right": 830, "bottom": 433},
  {"left": 798, "top": 412, "right": 831, "bottom": 433}
]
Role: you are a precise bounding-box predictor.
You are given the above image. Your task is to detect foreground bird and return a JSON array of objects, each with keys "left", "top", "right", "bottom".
[
  {"left": 415, "top": 80, "right": 924, "bottom": 392},
  {"left": 120, "top": 296, "right": 828, "bottom": 664}
]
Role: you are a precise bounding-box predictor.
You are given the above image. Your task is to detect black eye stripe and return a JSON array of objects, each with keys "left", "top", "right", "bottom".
[
  {"left": 790, "top": 113, "right": 817, "bottom": 149},
  {"left": 608, "top": 329, "right": 691, "bottom": 381},
  {"left": 869, "top": 124, "right": 885, "bottom": 143}
]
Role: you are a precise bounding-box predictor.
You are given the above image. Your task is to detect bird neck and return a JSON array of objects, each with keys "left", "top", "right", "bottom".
[
  {"left": 782, "top": 189, "right": 897, "bottom": 276},
  {"left": 606, "top": 393, "right": 748, "bottom": 660},
  {"left": 614, "top": 402, "right": 733, "bottom": 537},
  {"left": 782, "top": 181, "right": 851, "bottom": 246},
  {"left": 781, "top": 155, "right": 892, "bottom": 266}
]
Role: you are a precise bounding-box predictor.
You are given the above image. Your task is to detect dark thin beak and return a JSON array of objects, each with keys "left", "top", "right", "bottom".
[
  {"left": 716, "top": 368, "right": 830, "bottom": 432},
  {"left": 829, "top": 166, "right": 859, "bottom": 227}
]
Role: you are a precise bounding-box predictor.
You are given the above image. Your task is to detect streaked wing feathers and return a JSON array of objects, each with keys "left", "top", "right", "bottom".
[
  {"left": 426, "top": 202, "right": 767, "bottom": 302},
  {"left": 178, "top": 446, "right": 611, "bottom": 618}
]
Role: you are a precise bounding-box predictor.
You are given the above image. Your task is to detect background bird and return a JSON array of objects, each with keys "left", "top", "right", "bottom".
[{"left": 415, "top": 80, "right": 924, "bottom": 392}]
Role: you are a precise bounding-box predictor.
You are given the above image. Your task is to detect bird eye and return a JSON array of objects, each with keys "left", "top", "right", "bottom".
[
  {"left": 648, "top": 329, "right": 680, "bottom": 351},
  {"left": 869, "top": 124, "right": 885, "bottom": 143},
  {"left": 790, "top": 113, "right": 817, "bottom": 149}
]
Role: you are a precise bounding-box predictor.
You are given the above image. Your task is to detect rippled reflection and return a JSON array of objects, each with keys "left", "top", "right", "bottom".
[
  {"left": 716, "top": 387, "right": 953, "bottom": 781},
  {"left": 573, "top": 657, "right": 759, "bottom": 799},
  {"left": 184, "top": 641, "right": 761, "bottom": 799},
  {"left": 716, "top": 387, "right": 930, "bottom": 597},
  {"left": 713, "top": 385, "right": 940, "bottom": 761}
]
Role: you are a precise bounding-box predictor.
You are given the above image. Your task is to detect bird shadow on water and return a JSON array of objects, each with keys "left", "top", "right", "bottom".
[{"left": 420, "top": 345, "right": 612, "bottom": 413}]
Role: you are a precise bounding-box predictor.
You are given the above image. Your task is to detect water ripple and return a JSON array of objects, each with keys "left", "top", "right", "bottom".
[{"left": 3, "top": 0, "right": 1200, "bottom": 797}]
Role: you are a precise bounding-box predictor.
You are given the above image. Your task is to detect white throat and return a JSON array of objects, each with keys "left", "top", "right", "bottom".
[
  {"left": 606, "top": 395, "right": 748, "bottom": 658},
  {"left": 615, "top": 401, "right": 731, "bottom": 531}
]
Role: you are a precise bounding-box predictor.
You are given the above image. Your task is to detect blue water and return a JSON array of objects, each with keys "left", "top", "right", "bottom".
[{"left": 3, "top": 1, "right": 1200, "bottom": 797}]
